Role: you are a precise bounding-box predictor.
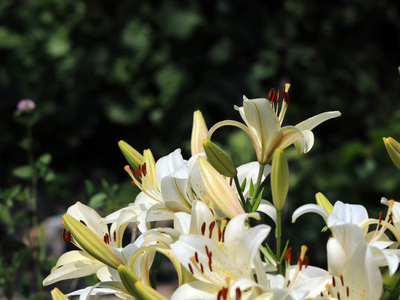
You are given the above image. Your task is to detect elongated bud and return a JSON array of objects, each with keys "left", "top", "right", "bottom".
[
  {"left": 315, "top": 192, "right": 333, "bottom": 214},
  {"left": 197, "top": 156, "right": 244, "bottom": 218},
  {"left": 271, "top": 149, "right": 289, "bottom": 211},
  {"left": 203, "top": 140, "right": 237, "bottom": 177},
  {"left": 118, "top": 140, "right": 143, "bottom": 169},
  {"left": 118, "top": 265, "right": 167, "bottom": 300},
  {"left": 383, "top": 137, "right": 400, "bottom": 169},
  {"left": 191, "top": 110, "right": 208, "bottom": 155},
  {"left": 51, "top": 288, "right": 69, "bottom": 300},
  {"left": 63, "top": 214, "right": 123, "bottom": 269}
]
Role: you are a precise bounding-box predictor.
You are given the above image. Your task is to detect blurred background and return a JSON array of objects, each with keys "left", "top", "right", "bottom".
[{"left": 0, "top": 0, "right": 399, "bottom": 298}]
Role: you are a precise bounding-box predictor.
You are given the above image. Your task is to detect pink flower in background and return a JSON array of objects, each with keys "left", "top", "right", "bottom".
[{"left": 17, "top": 99, "right": 35, "bottom": 111}]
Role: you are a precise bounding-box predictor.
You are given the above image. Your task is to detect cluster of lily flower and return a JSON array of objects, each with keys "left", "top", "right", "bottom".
[{"left": 45, "top": 84, "right": 400, "bottom": 300}]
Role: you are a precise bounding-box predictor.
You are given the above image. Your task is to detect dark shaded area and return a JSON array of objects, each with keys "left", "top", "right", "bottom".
[{"left": 0, "top": 0, "right": 400, "bottom": 296}]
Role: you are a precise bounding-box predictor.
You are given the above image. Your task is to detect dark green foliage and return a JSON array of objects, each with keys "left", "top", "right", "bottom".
[{"left": 0, "top": 1, "right": 399, "bottom": 295}]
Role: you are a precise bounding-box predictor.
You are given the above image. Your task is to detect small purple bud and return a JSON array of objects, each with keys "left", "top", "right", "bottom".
[{"left": 17, "top": 99, "right": 36, "bottom": 111}]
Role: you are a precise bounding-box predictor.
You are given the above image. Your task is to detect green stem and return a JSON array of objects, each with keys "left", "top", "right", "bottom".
[
  {"left": 250, "top": 163, "right": 266, "bottom": 206},
  {"left": 27, "top": 123, "right": 42, "bottom": 293},
  {"left": 233, "top": 175, "right": 246, "bottom": 208},
  {"left": 276, "top": 208, "right": 282, "bottom": 275}
]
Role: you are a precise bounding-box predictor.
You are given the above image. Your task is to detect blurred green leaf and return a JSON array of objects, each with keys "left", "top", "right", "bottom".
[
  {"left": 38, "top": 153, "right": 52, "bottom": 165},
  {"left": 88, "top": 192, "right": 108, "bottom": 209},
  {"left": 12, "top": 165, "right": 33, "bottom": 180}
]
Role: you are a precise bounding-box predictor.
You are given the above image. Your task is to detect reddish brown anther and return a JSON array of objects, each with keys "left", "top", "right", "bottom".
[
  {"left": 142, "top": 163, "right": 147, "bottom": 176},
  {"left": 235, "top": 287, "right": 242, "bottom": 300},
  {"left": 209, "top": 221, "right": 216, "bottom": 238},
  {"left": 62, "top": 229, "right": 72, "bottom": 243},
  {"left": 104, "top": 233, "right": 110, "bottom": 245},
  {"left": 268, "top": 88, "right": 276, "bottom": 102},
  {"left": 282, "top": 90, "right": 290, "bottom": 104},
  {"left": 304, "top": 256, "right": 309, "bottom": 268},
  {"left": 284, "top": 247, "right": 292, "bottom": 264},
  {"left": 297, "top": 252, "right": 302, "bottom": 270},
  {"left": 113, "top": 230, "right": 117, "bottom": 242},
  {"left": 188, "top": 263, "right": 194, "bottom": 274},
  {"left": 80, "top": 220, "right": 87, "bottom": 226},
  {"left": 201, "top": 222, "right": 206, "bottom": 235}
]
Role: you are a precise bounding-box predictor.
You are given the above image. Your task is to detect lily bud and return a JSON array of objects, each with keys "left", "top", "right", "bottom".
[
  {"left": 315, "top": 192, "right": 333, "bottom": 214},
  {"left": 118, "top": 265, "right": 167, "bottom": 300},
  {"left": 197, "top": 156, "right": 245, "bottom": 218},
  {"left": 271, "top": 148, "right": 289, "bottom": 211},
  {"left": 63, "top": 214, "right": 123, "bottom": 269},
  {"left": 203, "top": 139, "right": 237, "bottom": 177},
  {"left": 383, "top": 137, "right": 400, "bottom": 169},
  {"left": 118, "top": 140, "right": 143, "bottom": 169},
  {"left": 51, "top": 288, "right": 69, "bottom": 300},
  {"left": 191, "top": 110, "right": 208, "bottom": 155}
]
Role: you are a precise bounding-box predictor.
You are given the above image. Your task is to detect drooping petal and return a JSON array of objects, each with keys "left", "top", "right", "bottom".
[
  {"left": 295, "top": 111, "right": 342, "bottom": 132},
  {"left": 257, "top": 200, "right": 277, "bottom": 224},
  {"left": 292, "top": 204, "right": 329, "bottom": 223},
  {"left": 43, "top": 251, "right": 103, "bottom": 285}
]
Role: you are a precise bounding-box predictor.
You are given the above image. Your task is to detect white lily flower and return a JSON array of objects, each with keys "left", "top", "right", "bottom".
[
  {"left": 170, "top": 212, "right": 271, "bottom": 299},
  {"left": 102, "top": 149, "right": 194, "bottom": 232},
  {"left": 323, "top": 223, "right": 383, "bottom": 300},
  {"left": 207, "top": 85, "right": 341, "bottom": 164}
]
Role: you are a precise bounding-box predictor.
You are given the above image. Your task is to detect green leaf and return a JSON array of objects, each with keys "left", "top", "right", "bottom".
[
  {"left": 44, "top": 170, "right": 56, "bottom": 182},
  {"left": 0, "top": 204, "right": 12, "bottom": 227},
  {"left": 12, "top": 165, "right": 33, "bottom": 179},
  {"left": 38, "top": 153, "right": 52, "bottom": 165},
  {"left": 85, "top": 180, "right": 95, "bottom": 196},
  {"left": 2, "top": 185, "right": 21, "bottom": 201},
  {"left": 251, "top": 188, "right": 264, "bottom": 212},
  {"left": 240, "top": 177, "right": 247, "bottom": 193},
  {"left": 88, "top": 193, "right": 108, "bottom": 209},
  {"left": 249, "top": 179, "right": 254, "bottom": 197}
]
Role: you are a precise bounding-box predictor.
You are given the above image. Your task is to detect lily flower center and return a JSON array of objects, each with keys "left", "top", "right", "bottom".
[{"left": 124, "top": 164, "right": 162, "bottom": 202}]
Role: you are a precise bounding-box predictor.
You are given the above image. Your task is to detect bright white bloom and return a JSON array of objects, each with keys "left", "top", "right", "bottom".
[
  {"left": 170, "top": 213, "right": 271, "bottom": 299},
  {"left": 208, "top": 85, "right": 341, "bottom": 164}
]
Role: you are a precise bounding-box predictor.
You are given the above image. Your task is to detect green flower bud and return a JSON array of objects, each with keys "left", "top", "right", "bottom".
[
  {"left": 271, "top": 148, "right": 289, "bottom": 211},
  {"left": 51, "top": 288, "right": 69, "bottom": 300},
  {"left": 315, "top": 192, "right": 333, "bottom": 214},
  {"left": 118, "top": 140, "right": 143, "bottom": 169},
  {"left": 383, "top": 137, "right": 400, "bottom": 169},
  {"left": 203, "top": 139, "right": 237, "bottom": 177},
  {"left": 118, "top": 265, "right": 167, "bottom": 300},
  {"left": 63, "top": 214, "right": 123, "bottom": 269}
]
